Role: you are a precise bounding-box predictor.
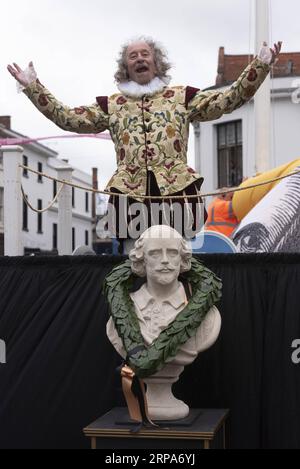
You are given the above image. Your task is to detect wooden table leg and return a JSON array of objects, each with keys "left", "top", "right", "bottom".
[
  {"left": 204, "top": 440, "right": 210, "bottom": 449},
  {"left": 223, "top": 422, "right": 226, "bottom": 449}
]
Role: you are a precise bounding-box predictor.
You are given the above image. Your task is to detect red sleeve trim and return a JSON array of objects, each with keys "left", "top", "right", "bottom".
[
  {"left": 185, "top": 86, "right": 200, "bottom": 109},
  {"left": 96, "top": 96, "right": 108, "bottom": 114}
]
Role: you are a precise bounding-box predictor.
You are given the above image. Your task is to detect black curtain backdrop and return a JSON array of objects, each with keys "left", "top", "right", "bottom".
[{"left": 0, "top": 254, "right": 300, "bottom": 449}]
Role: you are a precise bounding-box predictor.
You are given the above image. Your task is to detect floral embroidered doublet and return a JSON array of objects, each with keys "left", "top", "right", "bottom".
[{"left": 23, "top": 57, "right": 269, "bottom": 200}]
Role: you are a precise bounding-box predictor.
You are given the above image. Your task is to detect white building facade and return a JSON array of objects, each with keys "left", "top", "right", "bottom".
[
  {"left": 0, "top": 118, "right": 93, "bottom": 255},
  {"left": 193, "top": 50, "right": 300, "bottom": 196}
]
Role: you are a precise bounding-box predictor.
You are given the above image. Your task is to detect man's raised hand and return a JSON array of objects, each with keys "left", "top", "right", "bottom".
[
  {"left": 269, "top": 41, "right": 282, "bottom": 65},
  {"left": 7, "top": 61, "right": 37, "bottom": 87},
  {"left": 259, "top": 41, "right": 282, "bottom": 65}
]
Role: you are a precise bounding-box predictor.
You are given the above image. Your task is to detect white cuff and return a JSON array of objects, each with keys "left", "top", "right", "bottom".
[
  {"left": 258, "top": 45, "right": 272, "bottom": 65},
  {"left": 17, "top": 65, "right": 37, "bottom": 93}
]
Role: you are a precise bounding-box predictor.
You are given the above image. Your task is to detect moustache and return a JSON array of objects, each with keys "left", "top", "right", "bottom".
[{"left": 155, "top": 268, "right": 175, "bottom": 272}]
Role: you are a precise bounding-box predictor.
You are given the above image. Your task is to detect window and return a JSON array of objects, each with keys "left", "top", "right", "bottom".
[
  {"left": 53, "top": 223, "right": 57, "bottom": 249},
  {"left": 0, "top": 188, "right": 3, "bottom": 224},
  {"left": 85, "top": 192, "right": 89, "bottom": 212},
  {"left": 85, "top": 230, "right": 89, "bottom": 246},
  {"left": 23, "top": 155, "right": 28, "bottom": 177},
  {"left": 37, "top": 199, "right": 43, "bottom": 233},
  {"left": 53, "top": 180, "right": 57, "bottom": 199},
  {"left": 72, "top": 187, "right": 75, "bottom": 208},
  {"left": 217, "top": 120, "right": 243, "bottom": 188},
  {"left": 37, "top": 162, "right": 43, "bottom": 182},
  {"left": 72, "top": 227, "right": 76, "bottom": 252},
  {"left": 23, "top": 195, "right": 28, "bottom": 231}
]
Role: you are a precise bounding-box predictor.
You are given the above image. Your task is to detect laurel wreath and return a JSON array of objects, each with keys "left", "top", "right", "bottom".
[{"left": 103, "top": 257, "right": 222, "bottom": 378}]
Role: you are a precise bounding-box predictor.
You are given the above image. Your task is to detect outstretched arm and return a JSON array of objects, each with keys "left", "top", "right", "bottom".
[
  {"left": 187, "top": 41, "right": 282, "bottom": 122},
  {"left": 7, "top": 62, "right": 109, "bottom": 134}
]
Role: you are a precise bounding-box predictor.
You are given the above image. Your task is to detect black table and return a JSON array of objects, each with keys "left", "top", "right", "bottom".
[{"left": 83, "top": 407, "right": 229, "bottom": 449}]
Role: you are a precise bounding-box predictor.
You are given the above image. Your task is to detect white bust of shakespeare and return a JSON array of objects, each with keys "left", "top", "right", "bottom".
[{"left": 106, "top": 225, "right": 221, "bottom": 420}]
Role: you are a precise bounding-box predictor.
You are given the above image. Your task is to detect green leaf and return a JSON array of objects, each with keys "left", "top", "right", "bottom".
[{"left": 156, "top": 131, "right": 163, "bottom": 142}]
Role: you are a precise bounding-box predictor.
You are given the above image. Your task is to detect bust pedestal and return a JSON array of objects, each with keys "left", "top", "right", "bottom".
[{"left": 145, "top": 378, "right": 189, "bottom": 420}]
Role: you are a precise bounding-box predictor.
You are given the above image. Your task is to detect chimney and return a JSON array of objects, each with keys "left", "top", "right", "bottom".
[
  {"left": 92, "top": 167, "right": 98, "bottom": 219},
  {"left": 216, "top": 47, "right": 225, "bottom": 87},
  {"left": 0, "top": 116, "right": 11, "bottom": 129}
]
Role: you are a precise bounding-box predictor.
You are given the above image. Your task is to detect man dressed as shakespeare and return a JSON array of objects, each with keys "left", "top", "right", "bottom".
[{"left": 8, "top": 39, "right": 281, "bottom": 246}]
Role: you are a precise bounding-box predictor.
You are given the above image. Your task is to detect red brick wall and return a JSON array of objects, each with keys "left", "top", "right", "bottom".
[{"left": 216, "top": 49, "right": 300, "bottom": 86}]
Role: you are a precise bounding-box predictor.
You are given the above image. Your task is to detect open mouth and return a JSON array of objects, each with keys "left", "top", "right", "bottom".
[{"left": 136, "top": 66, "right": 149, "bottom": 73}]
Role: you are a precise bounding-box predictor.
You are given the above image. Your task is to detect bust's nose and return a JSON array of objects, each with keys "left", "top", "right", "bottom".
[{"left": 161, "top": 250, "right": 169, "bottom": 264}]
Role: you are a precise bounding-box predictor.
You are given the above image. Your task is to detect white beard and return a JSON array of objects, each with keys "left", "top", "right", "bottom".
[{"left": 117, "top": 76, "right": 171, "bottom": 98}]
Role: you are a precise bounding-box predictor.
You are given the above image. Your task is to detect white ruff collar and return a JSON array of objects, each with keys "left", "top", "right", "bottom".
[{"left": 117, "top": 76, "right": 171, "bottom": 98}]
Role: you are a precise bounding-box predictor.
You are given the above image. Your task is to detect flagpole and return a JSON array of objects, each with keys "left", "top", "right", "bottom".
[{"left": 255, "top": 0, "right": 271, "bottom": 173}]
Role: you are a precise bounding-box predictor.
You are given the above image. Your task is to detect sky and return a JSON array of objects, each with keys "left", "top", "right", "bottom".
[{"left": 1, "top": 0, "right": 299, "bottom": 189}]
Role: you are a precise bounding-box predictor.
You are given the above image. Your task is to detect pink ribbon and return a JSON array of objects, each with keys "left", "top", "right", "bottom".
[{"left": 0, "top": 133, "right": 111, "bottom": 146}]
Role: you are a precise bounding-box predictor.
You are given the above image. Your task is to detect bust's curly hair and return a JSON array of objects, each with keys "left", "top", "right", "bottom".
[
  {"left": 114, "top": 36, "right": 172, "bottom": 84},
  {"left": 129, "top": 226, "right": 192, "bottom": 278}
]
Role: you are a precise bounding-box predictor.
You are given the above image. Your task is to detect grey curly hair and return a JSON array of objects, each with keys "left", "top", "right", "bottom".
[
  {"left": 114, "top": 36, "right": 172, "bottom": 84},
  {"left": 129, "top": 226, "right": 192, "bottom": 278}
]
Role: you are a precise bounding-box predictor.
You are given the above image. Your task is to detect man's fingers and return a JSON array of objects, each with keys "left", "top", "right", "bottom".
[
  {"left": 7, "top": 65, "right": 16, "bottom": 75},
  {"left": 13, "top": 63, "right": 22, "bottom": 73},
  {"left": 269, "top": 48, "right": 275, "bottom": 64},
  {"left": 276, "top": 41, "right": 282, "bottom": 54}
]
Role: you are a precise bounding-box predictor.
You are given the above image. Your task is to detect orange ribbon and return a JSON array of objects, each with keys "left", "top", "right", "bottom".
[{"left": 121, "top": 364, "right": 156, "bottom": 427}]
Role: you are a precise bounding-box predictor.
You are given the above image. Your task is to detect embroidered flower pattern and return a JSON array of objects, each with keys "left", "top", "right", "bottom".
[
  {"left": 187, "top": 167, "right": 196, "bottom": 174},
  {"left": 38, "top": 94, "right": 48, "bottom": 107},
  {"left": 166, "top": 125, "right": 176, "bottom": 138},
  {"left": 161, "top": 174, "right": 178, "bottom": 184},
  {"left": 23, "top": 57, "right": 269, "bottom": 199},
  {"left": 247, "top": 68, "right": 258, "bottom": 82},
  {"left": 174, "top": 140, "right": 182, "bottom": 153},
  {"left": 126, "top": 165, "right": 139, "bottom": 175},
  {"left": 122, "top": 132, "right": 130, "bottom": 145},
  {"left": 122, "top": 179, "right": 142, "bottom": 191},
  {"left": 142, "top": 148, "right": 155, "bottom": 160},
  {"left": 74, "top": 107, "right": 86, "bottom": 115},
  {"left": 117, "top": 96, "right": 127, "bottom": 105},
  {"left": 119, "top": 148, "right": 126, "bottom": 161},
  {"left": 163, "top": 90, "right": 175, "bottom": 99},
  {"left": 164, "top": 159, "right": 175, "bottom": 170}
]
